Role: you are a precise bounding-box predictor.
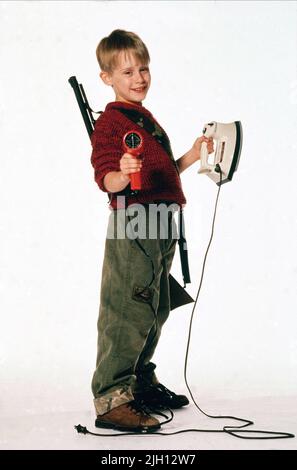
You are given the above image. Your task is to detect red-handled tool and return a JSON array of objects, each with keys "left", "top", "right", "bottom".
[{"left": 122, "top": 130, "right": 144, "bottom": 190}]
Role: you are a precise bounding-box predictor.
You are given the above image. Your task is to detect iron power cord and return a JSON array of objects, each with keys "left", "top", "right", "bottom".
[
  {"left": 181, "top": 165, "right": 294, "bottom": 440},
  {"left": 75, "top": 164, "right": 294, "bottom": 440}
]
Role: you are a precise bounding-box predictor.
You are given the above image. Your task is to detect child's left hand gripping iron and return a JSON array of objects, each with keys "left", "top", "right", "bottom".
[{"left": 122, "top": 130, "right": 144, "bottom": 191}]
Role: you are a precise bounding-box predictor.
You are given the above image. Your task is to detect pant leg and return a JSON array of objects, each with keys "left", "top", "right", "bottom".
[
  {"left": 92, "top": 206, "right": 174, "bottom": 415},
  {"left": 134, "top": 237, "right": 177, "bottom": 389}
]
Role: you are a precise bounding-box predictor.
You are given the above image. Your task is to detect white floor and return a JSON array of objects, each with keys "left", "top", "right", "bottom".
[{"left": 1, "top": 395, "right": 296, "bottom": 450}]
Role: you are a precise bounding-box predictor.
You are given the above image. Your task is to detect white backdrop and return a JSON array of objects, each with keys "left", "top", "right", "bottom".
[{"left": 0, "top": 0, "right": 296, "bottom": 449}]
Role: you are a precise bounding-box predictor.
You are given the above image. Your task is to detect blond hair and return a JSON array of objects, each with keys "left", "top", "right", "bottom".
[{"left": 96, "top": 29, "right": 150, "bottom": 73}]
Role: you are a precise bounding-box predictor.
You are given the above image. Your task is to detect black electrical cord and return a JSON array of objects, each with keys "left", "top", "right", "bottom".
[
  {"left": 181, "top": 165, "right": 294, "bottom": 440},
  {"left": 75, "top": 165, "right": 294, "bottom": 440}
]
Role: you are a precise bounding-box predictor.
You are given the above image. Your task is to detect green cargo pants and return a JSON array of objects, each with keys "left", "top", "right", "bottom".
[{"left": 91, "top": 202, "right": 179, "bottom": 415}]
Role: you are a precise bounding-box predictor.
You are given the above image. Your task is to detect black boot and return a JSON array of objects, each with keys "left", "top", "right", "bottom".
[{"left": 134, "top": 383, "right": 189, "bottom": 409}]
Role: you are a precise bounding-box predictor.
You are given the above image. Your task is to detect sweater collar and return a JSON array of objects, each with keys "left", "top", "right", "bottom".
[{"left": 105, "top": 100, "right": 153, "bottom": 119}]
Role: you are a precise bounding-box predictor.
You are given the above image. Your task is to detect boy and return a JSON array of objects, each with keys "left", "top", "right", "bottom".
[{"left": 90, "top": 29, "right": 213, "bottom": 433}]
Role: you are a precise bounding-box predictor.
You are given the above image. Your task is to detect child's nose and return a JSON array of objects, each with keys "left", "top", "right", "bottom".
[{"left": 135, "top": 71, "right": 145, "bottom": 82}]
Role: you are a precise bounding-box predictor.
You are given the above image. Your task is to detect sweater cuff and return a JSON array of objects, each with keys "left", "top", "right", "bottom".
[{"left": 95, "top": 166, "right": 119, "bottom": 192}]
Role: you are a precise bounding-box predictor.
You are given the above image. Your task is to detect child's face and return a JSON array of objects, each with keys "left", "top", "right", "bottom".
[{"left": 101, "top": 50, "right": 151, "bottom": 105}]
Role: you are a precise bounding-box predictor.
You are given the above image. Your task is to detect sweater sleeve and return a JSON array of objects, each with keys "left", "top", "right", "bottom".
[{"left": 90, "top": 112, "right": 123, "bottom": 192}]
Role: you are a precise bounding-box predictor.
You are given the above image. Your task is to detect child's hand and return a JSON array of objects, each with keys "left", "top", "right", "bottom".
[
  {"left": 120, "top": 152, "right": 143, "bottom": 176},
  {"left": 193, "top": 136, "right": 214, "bottom": 157}
]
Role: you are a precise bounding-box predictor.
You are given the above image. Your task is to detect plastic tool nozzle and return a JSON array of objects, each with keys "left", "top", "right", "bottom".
[{"left": 122, "top": 130, "right": 144, "bottom": 190}]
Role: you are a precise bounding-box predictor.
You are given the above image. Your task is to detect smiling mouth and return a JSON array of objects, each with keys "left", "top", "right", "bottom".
[{"left": 132, "top": 86, "right": 147, "bottom": 92}]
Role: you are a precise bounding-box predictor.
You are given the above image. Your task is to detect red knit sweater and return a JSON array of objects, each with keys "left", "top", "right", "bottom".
[{"left": 90, "top": 101, "right": 186, "bottom": 209}]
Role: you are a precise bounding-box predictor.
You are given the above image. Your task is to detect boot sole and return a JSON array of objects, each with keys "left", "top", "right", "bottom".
[
  {"left": 140, "top": 401, "right": 189, "bottom": 409},
  {"left": 95, "top": 419, "right": 160, "bottom": 433}
]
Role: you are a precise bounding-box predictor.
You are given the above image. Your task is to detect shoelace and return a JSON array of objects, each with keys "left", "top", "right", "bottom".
[
  {"left": 155, "top": 383, "right": 176, "bottom": 397},
  {"left": 126, "top": 399, "right": 151, "bottom": 416},
  {"left": 136, "top": 383, "right": 177, "bottom": 399},
  {"left": 133, "top": 396, "right": 174, "bottom": 425}
]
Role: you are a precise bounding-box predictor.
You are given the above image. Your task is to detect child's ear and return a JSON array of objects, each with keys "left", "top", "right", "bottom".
[{"left": 100, "top": 71, "right": 113, "bottom": 87}]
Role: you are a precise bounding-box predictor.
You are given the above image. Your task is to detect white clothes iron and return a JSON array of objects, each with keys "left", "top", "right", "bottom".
[{"left": 198, "top": 121, "right": 243, "bottom": 185}]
